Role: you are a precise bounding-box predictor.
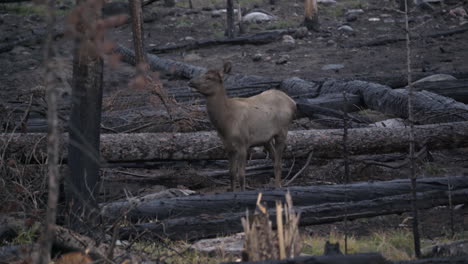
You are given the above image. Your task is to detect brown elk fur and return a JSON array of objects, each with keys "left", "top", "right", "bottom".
[{"left": 188, "top": 62, "right": 296, "bottom": 191}]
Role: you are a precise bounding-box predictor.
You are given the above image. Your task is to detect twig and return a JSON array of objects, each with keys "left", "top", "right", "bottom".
[
  {"left": 284, "top": 151, "right": 313, "bottom": 186},
  {"left": 37, "top": 0, "right": 59, "bottom": 262},
  {"left": 342, "top": 91, "right": 350, "bottom": 254},
  {"left": 404, "top": 0, "right": 421, "bottom": 258}
]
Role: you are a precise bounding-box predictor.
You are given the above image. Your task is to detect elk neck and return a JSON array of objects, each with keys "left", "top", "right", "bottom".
[{"left": 205, "top": 84, "right": 231, "bottom": 134}]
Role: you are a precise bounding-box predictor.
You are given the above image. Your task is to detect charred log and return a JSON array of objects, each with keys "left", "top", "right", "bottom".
[
  {"left": 103, "top": 176, "right": 468, "bottom": 221},
  {"left": 118, "top": 187, "right": 468, "bottom": 240}
]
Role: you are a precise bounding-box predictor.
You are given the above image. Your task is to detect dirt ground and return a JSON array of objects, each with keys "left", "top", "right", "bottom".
[{"left": 1, "top": 0, "right": 468, "bottom": 259}]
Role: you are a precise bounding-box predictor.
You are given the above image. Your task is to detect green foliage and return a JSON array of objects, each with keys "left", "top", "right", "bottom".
[{"left": 11, "top": 223, "right": 41, "bottom": 245}]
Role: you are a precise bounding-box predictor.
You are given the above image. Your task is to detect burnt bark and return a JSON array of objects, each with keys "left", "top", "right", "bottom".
[
  {"left": 118, "top": 187, "right": 468, "bottom": 240},
  {"left": 103, "top": 176, "right": 468, "bottom": 221}
]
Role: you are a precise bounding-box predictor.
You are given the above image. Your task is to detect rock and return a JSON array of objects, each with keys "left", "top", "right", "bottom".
[
  {"left": 421, "top": 240, "right": 468, "bottom": 258},
  {"left": 242, "top": 12, "right": 275, "bottom": 23},
  {"left": 293, "top": 27, "right": 309, "bottom": 39},
  {"left": 282, "top": 35, "right": 295, "bottom": 44},
  {"left": 190, "top": 233, "right": 244, "bottom": 256},
  {"left": 414, "top": 74, "right": 457, "bottom": 84},
  {"left": 10, "top": 46, "right": 30, "bottom": 56},
  {"left": 449, "top": 7, "right": 468, "bottom": 19},
  {"left": 370, "top": 118, "right": 406, "bottom": 128},
  {"left": 346, "top": 13, "right": 358, "bottom": 22},
  {"left": 345, "top": 9, "right": 364, "bottom": 15},
  {"left": 326, "top": 39, "right": 336, "bottom": 46},
  {"left": 211, "top": 10, "right": 222, "bottom": 18},
  {"left": 252, "top": 53, "right": 263, "bottom": 62},
  {"left": 184, "top": 53, "right": 202, "bottom": 62},
  {"left": 321, "top": 64, "right": 344, "bottom": 71},
  {"left": 318, "top": 0, "right": 337, "bottom": 5},
  {"left": 276, "top": 55, "right": 289, "bottom": 65},
  {"left": 338, "top": 25, "right": 354, "bottom": 32}
]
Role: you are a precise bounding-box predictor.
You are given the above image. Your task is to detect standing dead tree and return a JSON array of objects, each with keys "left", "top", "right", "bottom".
[
  {"left": 129, "top": 0, "right": 147, "bottom": 71},
  {"left": 36, "top": 0, "right": 60, "bottom": 262},
  {"left": 66, "top": 0, "right": 105, "bottom": 228},
  {"left": 303, "top": 0, "right": 319, "bottom": 31},
  {"left": 226, "top": 0, "right": 235, "bottom": 38}
]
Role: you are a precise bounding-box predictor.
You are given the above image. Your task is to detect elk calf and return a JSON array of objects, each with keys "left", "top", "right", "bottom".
[{"left": 188, "top": 62, "right": 296, "bottom": 191}]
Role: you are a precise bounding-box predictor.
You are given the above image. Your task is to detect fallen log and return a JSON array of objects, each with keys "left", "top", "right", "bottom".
[
  {"left": 414, "top": 79, "right": 468, "bottom": 104},
  {"left": 346, "top": 71, "right": 468, "bottom": 88},
  {"left": 102, "top": 176, "right": 468, "bottom": 221},
  {"left": 395, "top": 256, "right": 468, "bottom": 264},
  {"left": 118, "top": 187, "right": 468, "bottom": 240},
  {"left": 150, "top": 29, "right": 297, "bottom": 53},
  {"left": 220, "top": 253, "right": 387, "bottom": 264},
  {"left": 282, "top": 78, "right": 468, "bottom": 124},
  {"left": 3, "top": 121, "right": 468, "bottom": 163}
]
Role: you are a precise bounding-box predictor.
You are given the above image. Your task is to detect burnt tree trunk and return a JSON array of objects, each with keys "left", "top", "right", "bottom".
[
  {"left": 303, "top": 0, "right": 319, "bottom": 31},
  {"left": 226, "top": 0, "right": 235, "bottom": 38},
  {"left": 129, "top": 0, "right": 147, "bottom": 69},
  {"left": 3, "top": 121, "right": 468, "bottom": 163},
  {"left": 103, "top": 176, "right": 468, "bottom": 221},
  {"left": 118, "top": 187, "right": 468, "bottom": 240},
  {"left": 67, "top": 0, "right": 104, "bottom": 227}
]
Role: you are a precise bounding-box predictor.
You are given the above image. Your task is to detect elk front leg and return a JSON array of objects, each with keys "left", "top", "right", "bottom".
[
  {"left": 238, "top": 149, "right": 247, "bottom": 191},
  {"left": 228, "top": 150, "right": 238, "bottom": 191},
  {"left": 274, "top": 134, "right": 287, "bottom": 188}
]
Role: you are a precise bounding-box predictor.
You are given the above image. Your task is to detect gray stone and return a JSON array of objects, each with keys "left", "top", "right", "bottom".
[
  {"left": 321, "top": 64, "right": 344, "bottom": 71},
  {"left": 293, "top": 27, "right": 309, "bottom": 39},
  {"left": 184, "top": 53, "right": 202, "bottom": 62},
  {"left": 346, "top": 13, "right": 358, "bottom": 22},
  {"left": 414, "top": 74, "right": 457, "bottom": 84},
  {"left": 211, "top": 10, "right": 222, "bottom": 17},
  {"left": 242, "top": 12, "right": 275, "bottom": 23},
  {"left": 345, "top": 9, "right": 364, "bottom": 15},
  {"left": 318, "top": 0, "right": 337, "bottom": 5},
  {"left": 276, "top": 55, "right": 290, "bottom": 65},
  {"left": 282, "top": 35, "right": 295, "bottom": 44},
  {"left": 252, "top": 53, "right": 263, "bottom": 62},
  {"left": 338, "top": 25, "right": 354, "bottom": 32}
]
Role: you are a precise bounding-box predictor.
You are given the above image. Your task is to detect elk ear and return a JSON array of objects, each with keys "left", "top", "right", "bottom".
[{"left": 223, "top": 61, "right": 232, "bottom": 74}]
